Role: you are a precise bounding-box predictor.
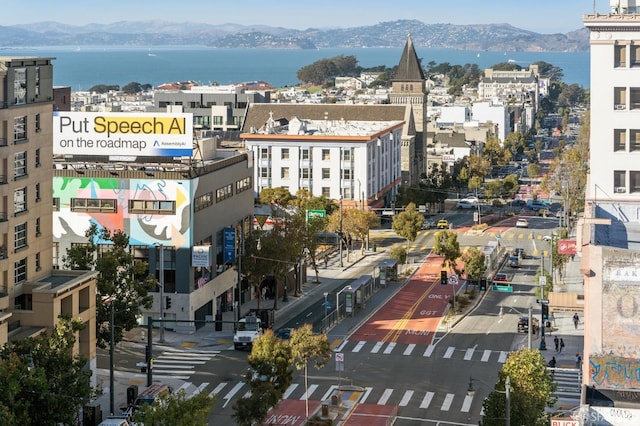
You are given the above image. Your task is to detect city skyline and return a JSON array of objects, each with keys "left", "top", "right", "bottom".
[{"left": 2, "top": 0, "right": 611, "bottom": 35}]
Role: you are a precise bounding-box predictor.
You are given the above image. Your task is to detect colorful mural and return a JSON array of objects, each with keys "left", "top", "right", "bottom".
[{"left": 53, "top": 176, "right": 193, "bottom": 248}]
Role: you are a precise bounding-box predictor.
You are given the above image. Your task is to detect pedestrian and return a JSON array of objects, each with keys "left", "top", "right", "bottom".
[
  {"left": 324, "top": 255, "right": 329, "bottom": 269},
  {"left": 573, "top": 313, "right": 580, "bottom": 329},
  {"left": 560, "top": 338, "right": 565, "bottom": 353},
  {"left": 548, "top": 356, "right": 557, "bottom": 376},
  {"left": 554, "top": 335, "right": 559, "bottom": 352},
  {"left": 575, "top": 353, "right": 582, "bottom": 369}
]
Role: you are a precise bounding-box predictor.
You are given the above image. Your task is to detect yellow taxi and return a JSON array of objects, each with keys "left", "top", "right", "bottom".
[{"left": 437, "top": 219, "right": 449, "bottom": 229}]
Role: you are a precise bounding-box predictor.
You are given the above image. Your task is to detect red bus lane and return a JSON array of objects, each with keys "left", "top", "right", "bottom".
[{"left": 349, "top": 254, "right": 457, "bottom": 346}]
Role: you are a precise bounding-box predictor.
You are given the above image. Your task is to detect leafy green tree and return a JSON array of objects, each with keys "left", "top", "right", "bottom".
[
  {"left": 389, "top": 244, "right": 408, "bottom": 265},
  {"left": 233, "top": 329, "right": 294, "bottom": 426},
  {"left": 527, "top": 163, "right": 541, "bottom": 182},
  {"left": 423, "top": 163, "right": 454, "bottom": 210},
  {"left": 133, "top": 390, "right": 215, "bottom": 425},
  {"left": 481, "top": 348, "right": 555, "bottom": 426},
  {"left": 240, "top": 228, "right": 275, "bottom": 310},
  {"left": 432, "top": 230, "right": 462, "bottom": 274},
  {"left": 483, "top": 179, "right": 503, "bottom": 199},
  {"left": 461, "top": 247, "right": 486, "bottom": 281},
  {"left": 290, "top": 325, "right": 332, "bottom": 417},
  {"left": 503, "top": 132, "right": 526, "bottom": 159},
  {"left": 296, "top": 55, "right": 361, "bottom": 85},
  {"left": 483, "top": 136, "right": 511, "bottom": 166},
  {"left": 0, "top": 318, "right": 95, "bottom": 426},
  {"left": 259, "top": 187, "right": 294, "bottom": 206},
  {"left": 63, "top": 223, "right": 155, "bottom": 348},
  {"left": 344, "top": 208, "right": 379, "bottom": 254},
  {"left": 532, "top": 61, "right": 564, "bottom": 82},
  {"left": 391, "top": 202, "right": 423, "bottom": 243},
  {"left": 122, "top": 81, "right": 143, "bottom": 94},
  {"left": 88, "top": 84, "right": 120, "bottom": 93}
]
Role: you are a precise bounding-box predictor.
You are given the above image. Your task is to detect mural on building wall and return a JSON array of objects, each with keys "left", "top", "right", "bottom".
[
  {"left": 592, "top": 250, "right": 640, "bottom": 389},
  {"left": 53, "top": 176, "right": 193, "bottom": 248}
]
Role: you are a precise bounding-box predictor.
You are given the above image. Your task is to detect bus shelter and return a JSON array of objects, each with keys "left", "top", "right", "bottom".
[
  {"left": 342, "top": 274, "right": 373, "bottom": 316},
  {"left": 377, "top": 259, "right": 398, "bottom": 286}
]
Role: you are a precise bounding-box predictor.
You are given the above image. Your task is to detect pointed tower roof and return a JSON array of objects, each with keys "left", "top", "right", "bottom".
[{"left": 393, "top": 33, "right": 425, "bottom": 82}]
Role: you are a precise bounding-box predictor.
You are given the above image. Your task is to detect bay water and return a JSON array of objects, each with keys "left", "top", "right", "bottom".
[{"left": 1, "top": 45, "right": 590, "bottom": 90}]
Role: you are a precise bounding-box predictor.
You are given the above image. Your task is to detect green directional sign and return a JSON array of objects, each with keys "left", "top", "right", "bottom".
[
  {"left": 307, "top": 209, "right": 326, "bottom": 221},
  {"left": 492, "top": 284, "right": 513, "bottom": 293}
]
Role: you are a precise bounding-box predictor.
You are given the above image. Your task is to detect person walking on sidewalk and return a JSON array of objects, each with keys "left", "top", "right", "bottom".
[
  {"left": 573, "top": 313, "right": 580, "bottom": 329},
  {"left": 554, "top": 335, "right": 559, "bottom": 352},
  {"left": 575, "top": 353, "right": 582, "bottom": 369},
  {"left": 548, "top": 356, "right": 557, "bottom": 376},
  {"left": 560, "top": 338, "right": 565, "bottom": 353}
]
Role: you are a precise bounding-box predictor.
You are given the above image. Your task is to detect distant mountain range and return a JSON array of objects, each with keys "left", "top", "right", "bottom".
[{"left": 0, "top": 19, "right": 589, "bottom": 52}]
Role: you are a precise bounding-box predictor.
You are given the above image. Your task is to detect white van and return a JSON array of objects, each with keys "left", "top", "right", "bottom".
[{"left": 98, "top": 417, "right": 131, "bottom": 426}]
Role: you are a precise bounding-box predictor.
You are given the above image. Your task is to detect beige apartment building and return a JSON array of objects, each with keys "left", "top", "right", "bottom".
[{"left": 0, "top": 57, "right": 96, "bottom": 366}]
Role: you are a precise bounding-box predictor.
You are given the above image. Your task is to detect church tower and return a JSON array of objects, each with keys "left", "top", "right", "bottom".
[{"left": 389, "top": 33, "right": 428, "bottom": 186}]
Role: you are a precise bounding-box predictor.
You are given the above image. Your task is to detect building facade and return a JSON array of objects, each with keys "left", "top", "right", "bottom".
[
  {"left": 579, "top": 2, "right": 640, "bottom": 417},
  {"left": 0, "top": 57, "right": 97, "bottom": 367}
]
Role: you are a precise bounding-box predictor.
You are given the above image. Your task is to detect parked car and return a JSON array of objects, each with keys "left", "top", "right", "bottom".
[
  {"left": 493, "top": 273, "right": 509, "bottom": 282},
  {"left": 456, "top": 199, "right": 478, "bottom": 209},
  {"left": 508, "top": 255, "right": 520, "bottom": 268},
  {"left": 437, "top": 219, "right": 449, "bottom": 229},
  {"left": 517, "top": 316, "right": 539, "bottom": 333},
  {"left": 422, "top": 219, "right": 436, "bottom": 230},
  {"left": 515, "top": 218, "right": 529, "bottom": 228},
  {"left": 274, "top": 327, "right": 293, "bottom": 340}
]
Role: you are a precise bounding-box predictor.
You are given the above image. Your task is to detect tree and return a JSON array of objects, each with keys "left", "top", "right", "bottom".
[
  {"left": 259, "top": 187, "right": 294, "bottom": 206},
  {"left": 432, "top": 230, "right": 461, "bottom": 274},
  {"left": 483, "top": 136, "right": 511, "bottom": 166},
  {"left": 290, "top": 325, "right": 332, "bottom": 417},
  {"left": 133, "top": 390, "right": 215, "bottom": 425},
  {"left": 296, "top": 55, "right": 361, "bottom": 85},
  {"left": 88, "top": 84, "right": 120, "bottom": 93},
  {"left": 122, "top": 81, "right": 143, "bottom": 94},
  {"left": 532, "top": 60, "right": 565, "bottom": 82},
  {"left": 391, "top": 202, "right": 423, "bottom": 243},
  {"left": 461, "top": 247, "right": 486, "bottom": 282},
  {"left": 389, "top": 244, "right": 408, "bottom": 265},
  {"left": 0, "top": 318, "right": 95, "bottom": 426},
  {"left": 503, "top": 132, "right": 526, "bottom": 159},
  {"left": 63, "top": 223, "right": 155, "bottom": 348},
  {"left": 233, "top": 330, "right": 294, "bottom": 426},
  {"left": 481, "top": 348, "right": 555, "bottom": 426},
  {"left": 343, "top": 208, "right": 379, "bottom": 254}
]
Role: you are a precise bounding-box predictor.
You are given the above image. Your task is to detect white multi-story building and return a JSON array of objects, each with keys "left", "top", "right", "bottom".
[
  {"left": 241, "top": 106, "right": 406, "bottom": 209},
  {"left": 580, "top": 0, "right": 640, "bottom": 416}
]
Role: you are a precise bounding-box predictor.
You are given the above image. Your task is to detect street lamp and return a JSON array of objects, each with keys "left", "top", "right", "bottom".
[
  {"left": 323, "top": 292, "right": 329, "bottom": 331},
  {"left": 339, "top": 197, "right": 344, "bottom": 268},
  {"left": 468, "top": 375, "right": 511, "bottom": 426},
  {"left": 335, "top": 285, "right": 352, "bottom": 320},
  {"left": 154, "top": 243, "right": 165, "bottom": 343}
]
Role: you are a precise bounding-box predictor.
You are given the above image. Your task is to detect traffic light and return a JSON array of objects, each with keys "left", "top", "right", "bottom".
[
  {"left": 440, "top": 270, "right": 448, "bottom": 285},
  {"left": 542, "top": 303, "right": 549, "bottom": 320},
  {"left": 165, "top": 296, "right": 172, "bottom": 309},
  {"left": 479, "top": 278, "right": 487, "bottom": 291}
]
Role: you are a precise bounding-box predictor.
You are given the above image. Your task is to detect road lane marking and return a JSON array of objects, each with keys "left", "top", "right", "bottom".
[
  {"left": 222, "top": 382, "right": 245, "bottom": 408},
  {"left": 334, "top": 339, "right": 348, "bottom": 351},
  {"left": 210, "top": 382, "right": 226, "bottom": 397},
  {"left": 464, "top": 348, "right": 475, "bottom": 360},
  {"left": 353, "top": 341, "right": 366, "bottom": 353},
  {"left": 424, "top": 345, "right": 435, "bottom": 357},
  {"left": 399, "top": 390, "right": 414, "bottom": 406},
  {"left": 461, "top": 395, "right": 473, "bottom": 412},
  {"left": 371, "top": 342, "right": 384, "bottom": 353},
  {"left": 403, "top": 343, "right": 416, "bottom": 355},
  {"left": 283, "top": 383, "right": 298, "bottom": 399},
  {"left": 300, "top": 384, "right": 318, "bottom": 400},
  {"left": 444, "top": 346, "right": 455, "bottom": 358},
  {"left": 420, "top": 392, "right": 434, "bottom": 408},
  {"left": 499, "top": 351, "right": 508, "bottom": 363},
  {"left": 320, "top": 385, "right": 337, "bottom": 402},
  {"left": 377, "top": 388, "right": 393, "bottom": 405},
  {"left": 383, "top": 342, "right": 396, "bottom": 354},
  {"left": 361, "top": 387, "right": 373, "bottom": 403},
  {"left": 441, "top": 393, "right": 454, "bottom": 411},
  {"left": 481, "top": 349, "right": 491, "bottom": 362}
]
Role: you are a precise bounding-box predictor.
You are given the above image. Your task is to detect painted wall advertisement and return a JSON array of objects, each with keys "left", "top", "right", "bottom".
[{"left": 52, "top": 111, "right": 193, "bottom": 157}]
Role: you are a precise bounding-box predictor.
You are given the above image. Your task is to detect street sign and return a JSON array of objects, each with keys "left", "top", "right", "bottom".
[
  {"left": 536, "top": 299, "right": 549, "bottom": 304},
  {"left": 539, "top": 276, "right": 547, "bottom": 286},
  {"left": 493, "top": 284, "right": 513, "bottom": 293},
  {"left": 335, "top": 352, "right": 344, "bottom": 362},
  {"left": 325, "top": 301, "right": 332, "bottom": 309},
  {"left": 448, "top": 274, "right": 459, "bottom": 285},
  {"left": 550, "top": 419, "right": 578, "bottom": 426},
  {"left": 306, "top": 209, "right": 326, "bottom": 221}
]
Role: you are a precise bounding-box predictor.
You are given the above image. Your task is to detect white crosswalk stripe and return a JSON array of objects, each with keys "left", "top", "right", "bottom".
[
  {"left": 551, "top": 368, "right": 582, "bottom": 408},
  {"left": 152, "top": 347, "right": 220, "bottom": 379}
]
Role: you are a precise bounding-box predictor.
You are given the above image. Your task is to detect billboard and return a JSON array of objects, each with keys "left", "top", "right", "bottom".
[
  {"left": 558, "top": 239, "right": 577, "bottom": 255},
  {"left": 52, "top": 111, "right": 193, "bottom": 157}
]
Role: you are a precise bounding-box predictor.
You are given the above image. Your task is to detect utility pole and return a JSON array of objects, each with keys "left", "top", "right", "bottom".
[
  {"left": 157, "top": 244, "right": 165, "bottom": 343},
  {"left": 339, "top": 197, "right": 344, "bottom": 268}
]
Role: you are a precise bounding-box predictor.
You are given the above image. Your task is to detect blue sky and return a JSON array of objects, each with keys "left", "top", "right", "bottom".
[{"left": 2, "top": 0, "right": 611, "bottom": 33}]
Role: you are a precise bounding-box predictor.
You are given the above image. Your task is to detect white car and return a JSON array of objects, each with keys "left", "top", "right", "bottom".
[
  {"left": 456, "top": 199, "right": 478, "bottom": 209},
  {"left": 515, "top": 218, "right": 529, "bottom": 228}
]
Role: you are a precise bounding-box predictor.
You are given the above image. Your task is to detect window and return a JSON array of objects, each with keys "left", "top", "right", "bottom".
[
  {"left": 53, "top": 197, "right": 60, "bottom": 211},
  {"left": 35, "top": 252, "right": 41, "bottom": 271},
  {"left": 215, "top": 184, "right": 233, "bottom": 202},
  {"left": 341, "top": 149, "right": 352, "bottom": 161},
  {"left": 35, "top": 114, "right": 41, "bottom": 132},
  {"left": 615, "top": 44, "right": 627, "bottom": 68},
  {"left": 259, "top": 147, "right": 271, "bottom": 160},
  {"left": 614, "top": 170, "right": 626, "bottom": 193},
  {"left": 259, "top": 167, "right": 271, "bottom": 178},
  {"left": 14, "top": 68, "right": 26, "bottom": 105},
  {"left": 341, "top": 187, "right": 352, "bottom": 200},
  {"left": 281, "top": 148, "right": 289, "bottom": 160},
  {"left": 236, "top": 177, "right": 252, "bottom": 193},
  {"left": 615, "top": 87, "right": 627, "bottom": 110},
  {"left": 129, "top": 199, "right": 176, "bottom": 214},
  {"left": 35, "top": 148, "right": 41, "bottom": 167},
  {"left": 14, "top": 187, "right": 26, "bottom": 214},
  {"left": 301, "top": 149, "right": 310, "bottom": 160},
  {"left": 322, "top": 168, "right": 331, "bottom": 179},
  {"left": 35, "top": 217, "right": 41, "bottom": 236},
  {"left": 322, "top": 149, "right": 330, "bottom": 160},
  {"left": 14, "top": 116, "right": 26, "bottom": 141},
  {"left": 632, "top": 45, "right": 640, "bottom": 67},
  {"left": 341, "top": 169, "right": 352, "bottom": 180},
  {"left": 14, "top": 151, "right": 27, "bottom": 178},
  {"left": 14, "top": 223, "right": 27, "bottom": 250},
  {"left": 35, "top": 183, "right": 40, "bottom": 202},
  {"left": 631, "top": 171, "right": 640, "bottom": 193},
  {"left": 281, "top": 167, "right": 290, "bottom": 179},
  {"left": 71, "top": 198, "right": 117, "bottom": 213},
  {"left": 300, "top": 168, "right": 310, "bottom": 179},
  {"left": 631, "top": 130, "right": 640, "bottom": 152},
  {"left": 614, "top": 129, "right": 627, "bottom": 152},
  {"left": 322, "top": 187, "right": 331, "bottom": 198},
  {"left": 14, "top": 258, "right": 27, "bottom": 284},
  {"left": 631, "top": 88, "right": 640, "bottom": 110},
  {"left": 194, "top": 192, "right": 213, "bottom": 212}
]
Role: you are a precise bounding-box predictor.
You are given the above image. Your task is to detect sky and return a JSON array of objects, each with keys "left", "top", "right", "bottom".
[{"left": 1, "top": 0, "right": 611, "bottom": 34}]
